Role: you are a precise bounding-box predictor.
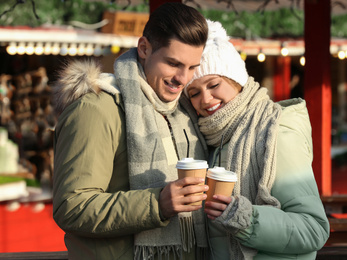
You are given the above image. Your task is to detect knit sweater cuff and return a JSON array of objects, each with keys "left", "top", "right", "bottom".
[{"left": 215, "top": 196, "right": 253, "bottom": 234}]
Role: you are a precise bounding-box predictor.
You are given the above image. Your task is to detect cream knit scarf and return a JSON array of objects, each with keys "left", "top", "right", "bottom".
[
  {"left": 199, "top": 77, "right": 282, "bottom": 259},
  {"left": 113, "top": 48, "right": 208, "bottom": 260}
]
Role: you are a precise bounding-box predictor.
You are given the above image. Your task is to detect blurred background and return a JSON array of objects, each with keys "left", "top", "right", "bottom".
[{"left": 0, "top": 0, "right": 347, "bottom": 256}]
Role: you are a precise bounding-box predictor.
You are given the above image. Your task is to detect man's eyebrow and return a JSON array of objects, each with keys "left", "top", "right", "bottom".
[
  {"left": 190, "top": 63, "right": 201, "bottom": 68},
  {"left": 165, "top": 57, "right": 181, "bottom": 64},
  {"left": 165, "top": 57, "right": 200, "bottom": 68}
]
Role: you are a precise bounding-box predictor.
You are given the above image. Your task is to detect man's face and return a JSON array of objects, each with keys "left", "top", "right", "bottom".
[{"left": 138, "top": 37, "right": 204, "bottom": 103}]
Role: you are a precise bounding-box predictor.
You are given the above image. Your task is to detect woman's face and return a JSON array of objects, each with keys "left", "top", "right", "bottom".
[{"left": 187, "top": 75, "right": 241, "bottom": 117}]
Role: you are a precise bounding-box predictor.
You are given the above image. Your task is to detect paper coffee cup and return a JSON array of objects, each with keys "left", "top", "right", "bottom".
[
  {"left": 176, "top": 158, "right": 208, "bottom": 205},
  {"left": 206, "top": 166, "right": 237, "bottom": 203}
]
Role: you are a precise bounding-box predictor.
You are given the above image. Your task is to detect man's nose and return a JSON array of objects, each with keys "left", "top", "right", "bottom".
[{"left": 174, "top": 68, "right": 192, "bottom": 87}]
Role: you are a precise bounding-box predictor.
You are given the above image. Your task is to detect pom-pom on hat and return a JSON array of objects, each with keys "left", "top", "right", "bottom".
[{"left": 185, "top": 20, "right": 249, "bottom": 95}]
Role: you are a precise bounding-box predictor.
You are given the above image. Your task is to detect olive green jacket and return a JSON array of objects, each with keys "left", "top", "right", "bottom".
[
  {"left": 53, "top": 60, "right": 208, "bottom": 259},
  {"left": 54, "top": 90, "right": 160, "bottom": 259}
]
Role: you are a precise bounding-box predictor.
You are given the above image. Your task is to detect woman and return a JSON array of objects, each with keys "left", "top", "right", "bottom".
[{"left": 184, "top": 20, "right": 330, "bottom": 260}]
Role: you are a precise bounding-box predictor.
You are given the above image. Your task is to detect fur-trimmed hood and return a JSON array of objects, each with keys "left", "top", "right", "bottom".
[{"left": 53, "top": 59, "right": 118, "bottom": 116}]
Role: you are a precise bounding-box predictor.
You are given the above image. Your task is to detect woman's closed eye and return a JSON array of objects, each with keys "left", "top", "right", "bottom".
[{"left": 209, "top": 83, "right": 219, "bottom": 89}]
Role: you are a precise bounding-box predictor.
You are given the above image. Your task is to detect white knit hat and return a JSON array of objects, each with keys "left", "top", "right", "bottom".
[{"left": 185, "top": 20, "right": 249, "bottom": 95}]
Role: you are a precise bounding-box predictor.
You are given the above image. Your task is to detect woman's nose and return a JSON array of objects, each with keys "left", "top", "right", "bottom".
[{"left": 201, "top": 90, "right": 213, "bottom": 104}]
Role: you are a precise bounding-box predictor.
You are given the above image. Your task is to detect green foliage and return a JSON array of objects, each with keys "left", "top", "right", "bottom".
[
  {"left": 201, "top": 8, "right": 304, "bottom": 39},
  {"left": 0, "top": 1, "right": 346, "bottom": 39},
  {"left": 0, "top": 0, "right": 149, "bottom": 27},
  {"left": 332, "top": 14, "right": 347, "bottom": 38}
]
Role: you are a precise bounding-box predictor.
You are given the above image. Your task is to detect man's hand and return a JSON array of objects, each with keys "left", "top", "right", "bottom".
[
  {"left": 159, "top": 177, "right": 208, "bottom": 219},
  {"left": 204, "top": 195, "right": 232, "bottom": 220}
]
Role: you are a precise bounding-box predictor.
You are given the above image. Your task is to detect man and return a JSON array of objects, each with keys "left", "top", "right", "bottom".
[{"left": 52, "top": 3, "right": 209, "bottom": 259}]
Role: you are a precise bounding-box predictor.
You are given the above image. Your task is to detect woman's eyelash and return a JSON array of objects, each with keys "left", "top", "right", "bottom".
[{"left": 190, "top": 92, "right": 199, "bottom": 98}]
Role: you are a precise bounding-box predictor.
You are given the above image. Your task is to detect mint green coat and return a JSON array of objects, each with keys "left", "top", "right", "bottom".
[{"left": 208, "top": 99, "right": 330, "bottom": 259}]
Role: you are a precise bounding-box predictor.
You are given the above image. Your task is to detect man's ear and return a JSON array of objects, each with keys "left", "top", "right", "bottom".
[{"left": 137, "top": 36, "right": 151, "bottom": 59}]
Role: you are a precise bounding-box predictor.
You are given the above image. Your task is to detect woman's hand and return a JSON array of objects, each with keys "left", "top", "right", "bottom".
[{"left": 204, "top": 195, "right": 232, "bottom": 220}]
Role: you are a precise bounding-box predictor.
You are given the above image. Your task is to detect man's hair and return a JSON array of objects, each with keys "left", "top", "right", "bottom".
[{"left": 143, "top": 3, "right": 208, "bottom": 52}]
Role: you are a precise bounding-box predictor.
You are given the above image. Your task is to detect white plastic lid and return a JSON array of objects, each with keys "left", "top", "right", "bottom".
[
  {"left": 176, "top": 158, "right": 208, "bottom": 169},
  {"left": 207, "top": 166, "right": 237, "bottom": 182}
]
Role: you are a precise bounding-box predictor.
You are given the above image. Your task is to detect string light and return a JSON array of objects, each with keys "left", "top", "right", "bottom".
[
  {"left": 338, "top": 49, "right": 346, "bottom": 60},
  {"left": 0, "top": 43, "right": 109, "bottom": 57},
  {"left": 60, "top": 43, "right": 68, "bottom": 56},
  {"left": 68, "top": 44, "right": 77, "bottom": 56},
  {"left": 111, "top": 45, "right": 120, "bottom": 54},
  {"left": 77, "top": 44, "right": 86, "bottom": 56},
  {"left": 280, "top": 43, "right": 289, "bottom": 56},
  {"left": 34, "top": 43, "right": 44, "bottom": 55},
  {"left": 6, "top": 43, "right": 17, "bottom": 55},
  {"left": 103, "top": 46, "right": 112, "bottom": 56},
  {"left": 11, "top": 40, "right": 347, "bottom": 60},
  {"left": 93, "top": 45, "right": 103, "bottom": 56},
  {"left": 85, "top": 44, "right": 94, "bottom": 56},
  {"left": 300, "top": 55, "right": 305, "bottom": 66},
  {"left": 51, "top": 43, "right": 60, "bottom": 55},
  {"left": 25, "top": 43, "right": 35, "bottom": 55},
  {"left": 44, "top": 43, "right": 52, "bottom": 55},
  {"left": 17, "top": 43, "right": 25, "bottom": 55},
  {"left": 257, "top": 49, "right": 266, "bottom": 62}
]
